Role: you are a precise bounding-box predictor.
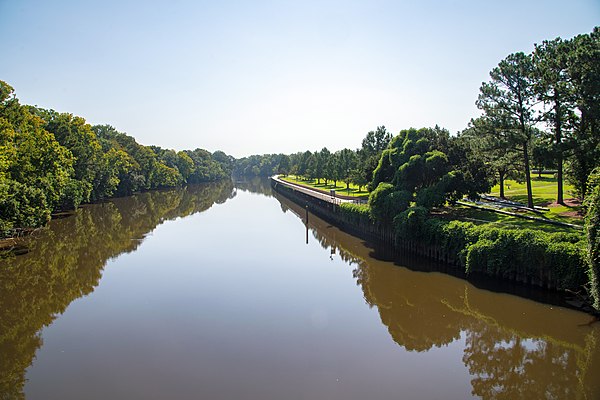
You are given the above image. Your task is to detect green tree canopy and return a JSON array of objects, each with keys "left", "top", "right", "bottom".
[
  {"left": 476, "top": 52, "right": 538, "bottom": 209},
  {"left": 369, "top": 127, "right": 490, "bottom": 222}
]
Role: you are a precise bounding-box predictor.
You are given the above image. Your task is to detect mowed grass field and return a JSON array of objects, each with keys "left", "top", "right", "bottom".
[
  {"left": 489, "top": 173, "right": 576, "bottom": 206},
  {"left": 280, "top": 176, "right": 369, "bottom": 198},
  {"left": 488, "top": 173, "right": 583, "bottom": 225},
  {"left": 441, "top": 205, "right": 581, "bottom": 233}
]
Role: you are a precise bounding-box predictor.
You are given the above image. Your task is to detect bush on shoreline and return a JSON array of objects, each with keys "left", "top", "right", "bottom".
[
  {"left": 397, "top": 215, "right": 588, "bottom": 291},
  {"left": 338, "top": 200, "right": 588, "bottom": 293}
]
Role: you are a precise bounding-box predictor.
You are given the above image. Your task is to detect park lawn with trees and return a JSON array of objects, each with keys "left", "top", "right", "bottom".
[
  {"left": 489, "top": 173, "right": 576, "bottom": 205},
  {"left": 281, "top": 170, "right": 584, "bottom": 228},
  {"left": 280, "top": 175, "right": 369, "bottom": 199},
  {"left": 488, "top": 173, "right": 583, "bottom": 225},
  {"left": 279, "top": 163, "right": 583, "bottom": 227},
  {"left": 439, "top": 206, "right": 580, "bottom": 234}
]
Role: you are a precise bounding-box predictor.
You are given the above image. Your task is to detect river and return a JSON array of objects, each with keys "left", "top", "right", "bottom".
[{"left": 1, "top": 178, "right": 599, "bottom": 399}]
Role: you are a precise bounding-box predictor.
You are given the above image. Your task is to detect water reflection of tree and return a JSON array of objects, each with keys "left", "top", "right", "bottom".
[
  {"left": 0, "top": 180, "right": 233, "bottom": 399},
  {"left": 234, "top": 177, "right": 272, "bottom": 197},
  {"left": 462, "top": 321, "right": 581, "bottom": 399},
  {"left": 456, "top": 293, "right": 598, "bottom": 400},
  {"left": 273, "top": 192, "right": 600, "bottom": 399},
  {"left": 354, "top": 260, "right": 468, "bottom": 352}
]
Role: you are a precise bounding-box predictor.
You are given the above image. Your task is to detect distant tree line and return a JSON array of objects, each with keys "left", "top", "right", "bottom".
[
  {"left": 0, "top": 80, "right": 232, "bottom": 238},
  {"left": 233, "top": 125, "right": 392, "bottom": 191}
]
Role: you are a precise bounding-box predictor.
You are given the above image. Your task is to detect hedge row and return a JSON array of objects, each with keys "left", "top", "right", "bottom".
[
  {"left": 338, "top": 203, "right": 588, "bottom": 292},
  {"left": 395, "top": 206, "right": 588, "bottom": 290},
  {"left": 338, "top": 202, "right": 370, "bottom": 225}
]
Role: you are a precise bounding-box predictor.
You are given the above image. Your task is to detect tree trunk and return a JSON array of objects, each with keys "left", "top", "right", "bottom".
[
  {"left": 523, "top": 141, "right": 534, "bottom": 209},
  {"left": 557, "top": 150, "right": 564, "bottom": 204},
  {"left": 555, "top": 98, "right": 564, "bottom": 204},
  {"left": 499, "top": 170, "right": 505, "bottom": 199}
]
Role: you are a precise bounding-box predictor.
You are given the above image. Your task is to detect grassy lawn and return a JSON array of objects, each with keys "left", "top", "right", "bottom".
[
  {"left": 437, "top": 205, "right": 582, "bottom": 234},
  {"left": 489, "top": 173, "right": 576, "bottom": 205},
  {"left": 487, "top": 173, "right": 583, "bottom": 226},
  {"left": 280, "top": 175, "right": 370, "bottom": 199}
]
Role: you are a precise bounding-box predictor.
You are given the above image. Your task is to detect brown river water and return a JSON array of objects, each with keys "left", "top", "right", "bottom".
[{"left": 1, "top": 178, "right": 599, "bottom": 399}]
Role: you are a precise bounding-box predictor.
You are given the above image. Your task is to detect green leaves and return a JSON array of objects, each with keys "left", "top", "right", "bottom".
[
  {"left": 0, "top": 181, "right": 50, "bottom": 231},
  {"left": 370, "top": 127, "right": 476, "bottom": 216},
  {"left": 584, "top": 176, "right": 600, "bottom": 309},
  {"left": 0, "top": 80, "right": 234, "bottom": 238},
  {"left": 0, "top": 83, "right": 77, "bottom": 234},
  {"left": 368, "top": 183, "right": 411, "bottom": 223}
]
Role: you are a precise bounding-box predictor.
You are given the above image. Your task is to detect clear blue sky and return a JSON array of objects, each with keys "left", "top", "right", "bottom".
[{"left": 1, "top": 0, "right": 598, "bottom": 158}]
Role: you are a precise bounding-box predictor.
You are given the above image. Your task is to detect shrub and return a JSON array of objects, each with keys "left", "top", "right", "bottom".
[
  {"left": 339, "top": 203, "right": 370, "bottom": 225},
  {"left": 393, "top": 212, "right": 587, "bottom": 290},
  {"left": 0, "top": 181, "right": 51, "bottom": 231},
  {"left": 394, "top": 206, "right": 428, "bottom": 240},
  {"left": 585, "top": 183, "right": 600, "bottom": 309},
  {"left": 368, "top": 183, "right": 411, "bottom": 223}
]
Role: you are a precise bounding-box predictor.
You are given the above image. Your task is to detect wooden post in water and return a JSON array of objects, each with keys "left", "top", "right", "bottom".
[
  {"left": 306, "top": 223, "right": 309, "bottom": 244},
  {"left": 305, "top": 204, "right": 309, "bottom": 244}
]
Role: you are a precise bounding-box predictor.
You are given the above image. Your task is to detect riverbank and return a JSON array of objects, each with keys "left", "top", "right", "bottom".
[
  {"left": 0, "top": 180, "right": 234, "bottom": 257},
  {"left": 271, "top": 176, "right": 595, "bottom": 314}
]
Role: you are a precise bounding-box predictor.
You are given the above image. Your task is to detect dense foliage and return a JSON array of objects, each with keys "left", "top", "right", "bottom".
[
  {"left": 395, "top": 216, "right": 587, "bottom": 290},
  {"left": 368, "top": 127, "right": 490, "bottom": 221},
  {"left": 0, "top": 81, "right": 231, "bottom": 238},
  {"left": 338, "top": 202, "right": 370, "bottom": 225},
  {"left": 233, "top": 153, "right": 289, "bottom": 177},
  {"left": 585, "top": 169, "right": 600, "bottom": 308}
]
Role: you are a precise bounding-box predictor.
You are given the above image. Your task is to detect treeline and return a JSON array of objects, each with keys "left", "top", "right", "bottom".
[
  {"left": 234, "top": 125, "right": 394, "bottom": 191},
  {"left": 0, "top": 80, "right": 232, "bottom": 238}
]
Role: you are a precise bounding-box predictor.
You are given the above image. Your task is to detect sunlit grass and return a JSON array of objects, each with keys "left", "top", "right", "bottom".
[
  {"left": 439, "top": 206, "right": 583, "bottom": 234},
  {"left": 280, "top": 176, "right": 369, "bottom": 198},
  {"left": 489, "top": 174, "right": 576, "bottom": 205},
  {"left": 487, "top": 173, "right": 582, "bottom": 226}
]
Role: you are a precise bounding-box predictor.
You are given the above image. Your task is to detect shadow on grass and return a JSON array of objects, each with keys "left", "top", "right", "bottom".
[
  {"left": 438, "top": 207, "right": 582, "bottom": 234},
  {"left": 531, "top": 176, "right": 557, "bottom": 182},
  {"left": 507, "top": 194, "right": 558, "bottom": 206}
]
